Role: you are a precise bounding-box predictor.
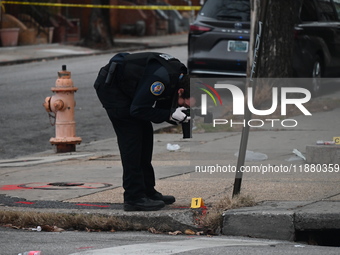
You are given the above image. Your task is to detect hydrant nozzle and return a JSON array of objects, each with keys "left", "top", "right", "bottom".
[{"left": 43, "top": 65, "right": 82, "bottom": 153}]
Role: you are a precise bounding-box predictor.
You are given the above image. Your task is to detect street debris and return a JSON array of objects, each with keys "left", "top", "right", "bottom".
[
  {"left": 18, "top": 251, "right": 42, "bottom": 255},
  {"left": 31, "top": 226, "right": 41, "bottom": 232},
  {"left": 168, "top": 230, "right": 182, "bottom": 235},
  {"left": 39, "top": 225, "right": 65, "bottom": 232},
  {"left": 167, "top": 143, "right": 180, "bottom": 151},
  {"left": 147, "top": 227, "right": 207, "bottom": 236},
  {"left": 292, "top": 149, "right": 306, "bottom": 161},
  {"left": 148, "top": 227, "right": 162, "bottom": 234},
  {"left": 2, "top": 223, "right": 64, "bottom": 232},
  {"left": 316, "top": 140, "right": 335, "bottom": 145},
  {"left": 184, "top": 229, "right": 196, "bottom": 235}
]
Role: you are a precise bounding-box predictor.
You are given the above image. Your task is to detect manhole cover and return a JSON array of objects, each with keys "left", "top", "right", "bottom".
[{"left": 18, "top": 182, "right": 112, "bottom": 190}]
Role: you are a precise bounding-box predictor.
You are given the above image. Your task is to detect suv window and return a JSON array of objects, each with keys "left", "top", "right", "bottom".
[
  {"left": 316, "top": 0, "right": 338, "bottom": 21},
  {"left": 199, "top": 0, "right": 250, "bottom": 21},
  {"left": 300, "top": 0, "right": 318, "bottom": 21},
  {"left": 332, "top": 0, "right": 340, "bottom": 18}
]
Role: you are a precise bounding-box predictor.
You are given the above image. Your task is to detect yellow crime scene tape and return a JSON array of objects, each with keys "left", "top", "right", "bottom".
[{"left": 1, "top": 1, "right": 201, "bottom": 11}]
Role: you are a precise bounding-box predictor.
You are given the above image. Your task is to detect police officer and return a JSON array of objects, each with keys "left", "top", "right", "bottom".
[{"left": 94, "top": 52, "right": 196, "bottom": 211}]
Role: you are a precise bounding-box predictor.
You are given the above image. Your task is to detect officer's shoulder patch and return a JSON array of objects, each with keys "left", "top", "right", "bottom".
[
  {"left": 150, "top": 81, "right": 165, "bottom": 96},
  {"left": 159, "top": 53, "right": 174, "bottom": 61}
]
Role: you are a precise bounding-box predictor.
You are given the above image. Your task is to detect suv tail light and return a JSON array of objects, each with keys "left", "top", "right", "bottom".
[
  {"left": 189, "top": 24, "right": 212, "bottom": 34},
  {"left": 294, "top": 27, "right": 303, "bottom": 39}
]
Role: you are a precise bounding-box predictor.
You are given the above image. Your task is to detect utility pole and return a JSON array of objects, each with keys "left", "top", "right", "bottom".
[{"left": 232, "top": 0, "right": 269, "bottom": 197}]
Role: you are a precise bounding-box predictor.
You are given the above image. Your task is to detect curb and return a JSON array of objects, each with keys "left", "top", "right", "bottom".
[
  {"left": 306, "top": 145, "right": 340, "bottom": 164},
  {"left": 222, "top": 201, "right": 340, "bottom": 242},
  {"left": 0, "top": 205, "right": 204, "bottom": 233},
  {"left": 106, "top": 210, "right": 203, "bottom": 232}
]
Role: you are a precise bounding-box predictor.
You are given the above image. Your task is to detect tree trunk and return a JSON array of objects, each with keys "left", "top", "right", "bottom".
[
  {"left": 258, "top": 0, "right": 300, "bottom": 78},
  {"left": 84, "top": 0, "right": 114, "bottom": 49}
]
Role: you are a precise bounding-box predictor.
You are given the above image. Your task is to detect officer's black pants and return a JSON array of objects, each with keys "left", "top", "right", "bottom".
[{"left": 105, "top": 108, "right": 156, "bottom": 202}]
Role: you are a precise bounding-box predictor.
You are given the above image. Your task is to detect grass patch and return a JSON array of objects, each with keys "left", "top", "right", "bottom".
[
  {"left": 0, "top": 195, "right": 256, "bottom": 234},
  {"left": 0, "top": 196, "right": 255, "bottom": 234},
  {"left": 199, "top": 194, "right": 256, "bottom": 234},
  {"left": 0, "top": 210, "right": 129, "bottom": 232}
]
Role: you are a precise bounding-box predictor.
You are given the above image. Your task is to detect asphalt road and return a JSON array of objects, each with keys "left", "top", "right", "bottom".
[
  {"left": 2, "top": 227, "right": 339, "bottom": 255},
  {"left": 0, "top": 46, "right": 188, "bottom": 160}
]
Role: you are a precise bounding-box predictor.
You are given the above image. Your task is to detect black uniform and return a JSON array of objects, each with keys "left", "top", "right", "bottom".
[{"left": 94, "top": 52, "right": 187, "bottom": 202}]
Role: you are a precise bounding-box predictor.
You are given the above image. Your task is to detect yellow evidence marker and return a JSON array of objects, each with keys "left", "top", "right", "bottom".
[{"left": 190, "top": 198, "right": 205, "bottom": 208}]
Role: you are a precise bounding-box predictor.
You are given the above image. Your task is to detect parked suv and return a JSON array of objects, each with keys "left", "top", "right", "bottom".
[
  {"left": 293, "top": 0, "right": 340, "bottom": 96},
  {"left": 188, "top": 0, "right": 340, "bottom": 96},
  {"left": 187, "top": 0, "right": 251, "bottom": 77}
]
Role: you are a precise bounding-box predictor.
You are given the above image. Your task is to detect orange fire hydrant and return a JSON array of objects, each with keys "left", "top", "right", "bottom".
[{"left": 43, "top": 65, "right": 82, "bottom": 153}]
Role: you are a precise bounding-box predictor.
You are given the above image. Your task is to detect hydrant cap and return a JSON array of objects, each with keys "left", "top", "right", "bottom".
[
  {"left": 53, "top": 99, "right": 65, "bottom": 112},
  {"left": 43, "top": 97, "right": 52, "bottom": 112}
]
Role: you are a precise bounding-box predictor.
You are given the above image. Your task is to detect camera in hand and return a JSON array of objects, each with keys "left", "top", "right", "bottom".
[{"left": 181, "top": 109, "right": 192, "bottom": 139}]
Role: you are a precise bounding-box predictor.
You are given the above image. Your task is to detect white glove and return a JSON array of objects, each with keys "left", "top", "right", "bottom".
[{"left": 171, "top": 107, "right": 190, "bottom": 123}]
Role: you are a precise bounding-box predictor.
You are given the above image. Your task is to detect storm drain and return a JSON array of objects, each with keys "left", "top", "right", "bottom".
[{"left": 295, "top": 230, "right": 340, "bottom": 247}]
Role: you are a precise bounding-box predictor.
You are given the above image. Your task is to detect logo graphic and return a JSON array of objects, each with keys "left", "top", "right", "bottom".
[
  {"left": 150, "top": 81, "right": 165, "bottom": 96},
  {"left": 197, "top": 82, "right": 223, "bottom": 115},
  {"left": 195, "top": 80, "right": 312, "bottom": 129}
]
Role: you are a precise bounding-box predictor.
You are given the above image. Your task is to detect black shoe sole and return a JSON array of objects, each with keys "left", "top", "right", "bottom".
[
  {"left": 149, "top": 196, "right": 175, "bottom": 205},
  {"left": 163, "top": 199, "right": 175, "bottom": 205},
  {"left": 123, "top": 203, "right": 165, "bottom": 211}
]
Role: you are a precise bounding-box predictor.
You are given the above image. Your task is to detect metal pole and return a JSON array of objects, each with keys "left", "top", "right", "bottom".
[
  {"left": 0, "top": 0, "right": 3, "bottom": 22},
  {"left": 232, "top": 0, "right": 269, "bottom": 197}
]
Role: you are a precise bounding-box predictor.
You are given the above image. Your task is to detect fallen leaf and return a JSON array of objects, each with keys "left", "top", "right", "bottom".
[
  {"left": 196, "top": 231, "right": 204, "bottom": 236},
  {"left": 85, "top": 227, "right": 101, "bottom": 232},
  {"left": 41, "top": 225, "right": 55, "bottom": 232},
  {"left": 184, "top": 229, "right": 196, "bottom": 235},
  {"left": 53, "top": 226, "right": 65, "bottom": 232},
  {"left": 148, "top": 227, "right": 161, "bottom": 234},
  {"left": 168, "top": 230, "right": 182, "bottom": 235}
]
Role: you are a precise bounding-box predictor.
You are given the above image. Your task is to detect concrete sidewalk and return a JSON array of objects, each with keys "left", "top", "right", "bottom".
[
  {"left": 0, "top": 33, "right": 188, "bottom": 66},
  {"left": 0, "top": 34, "right": 340, "bottom": 243}
]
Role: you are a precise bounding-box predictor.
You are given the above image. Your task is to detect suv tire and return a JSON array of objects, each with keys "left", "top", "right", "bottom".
[{"left": 311, "top": 56, "right": 323, "bottom": 97}]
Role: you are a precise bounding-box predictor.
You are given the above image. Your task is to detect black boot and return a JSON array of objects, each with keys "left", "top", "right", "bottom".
[
  {"left": 124, "top": 197, "right": 165, "bottom": 211},
  {"left": 148, "top": 192, "right": 175, "bottom": 205}
]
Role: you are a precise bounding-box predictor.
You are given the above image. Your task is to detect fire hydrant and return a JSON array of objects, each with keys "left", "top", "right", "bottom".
[{"left": 43, "top": 65, "right": 82, "bottom": 153}]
